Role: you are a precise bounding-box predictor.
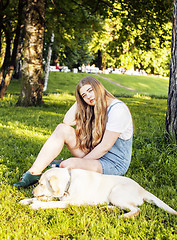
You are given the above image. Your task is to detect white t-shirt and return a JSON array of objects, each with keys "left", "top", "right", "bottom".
[{"left": 106, "top": 99, "right": 133, "bottom": 140}]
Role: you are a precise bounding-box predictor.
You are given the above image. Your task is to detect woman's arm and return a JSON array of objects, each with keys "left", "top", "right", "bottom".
[
  {"left": 63, "top": 102, "right": 77, "bottom": 126},
  {"left": 83, "top": 130, "right": 120, "bottom": 160}
]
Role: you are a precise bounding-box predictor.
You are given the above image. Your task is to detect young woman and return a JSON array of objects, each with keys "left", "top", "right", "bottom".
[{"left": 14, "top": 76, "right": 133, "bottom": 188}]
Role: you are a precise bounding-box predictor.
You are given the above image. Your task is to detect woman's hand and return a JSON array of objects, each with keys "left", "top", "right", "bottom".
[{"left": 83, "top": 130, "right": 120, "bottom": 160}]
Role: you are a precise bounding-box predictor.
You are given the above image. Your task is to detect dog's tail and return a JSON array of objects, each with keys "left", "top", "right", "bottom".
[{"left": 144, "top": 191, "right": 177, "bottom": 215}]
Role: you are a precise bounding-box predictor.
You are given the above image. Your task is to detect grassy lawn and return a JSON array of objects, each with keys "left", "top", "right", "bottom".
[
  {"left": 101, "top": 74, "right": 169, "bottom": 97},
  {"left": 7, "top": 72, "right": 169, "bottom": 97},
  {"left": 0, "top": 73, "right": 176, "bottom": 239}
]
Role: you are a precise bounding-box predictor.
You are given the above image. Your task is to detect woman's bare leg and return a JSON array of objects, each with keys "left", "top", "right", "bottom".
[{"left": 29, "top": 123, "right": 85, "bottom": 175}]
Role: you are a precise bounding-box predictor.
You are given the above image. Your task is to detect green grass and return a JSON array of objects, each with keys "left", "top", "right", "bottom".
[
  {"left": 8, "top": 72, "right": 169, "bottom": 98},
  {"left": 102, "top": 73, "right": 169, "bottom": 97},
  {"left": 0, "top": 73, "right": 176, "bottom": 239}
]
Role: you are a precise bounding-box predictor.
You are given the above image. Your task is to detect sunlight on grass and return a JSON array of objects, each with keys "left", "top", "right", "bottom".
[
  {"left": 1, "top": 75, "right": 177, "bottom": 240},
  {"left": 44, "top": 93, "right": 75, "bottom": 102},
  {"left": 138, "top": 82, "right": 150, "bottom": 89},
  {"left": 0, "top": 121, "right": 50, "bottom": 141},
  {"left": 105, "top": 73, "right": 169, "bottom": 97},
  {"left": 7, "top": 72, "right": 169, "bottom": 98},
  {"left": 133, "top": 93, "right": 152, "bottom": 99}
]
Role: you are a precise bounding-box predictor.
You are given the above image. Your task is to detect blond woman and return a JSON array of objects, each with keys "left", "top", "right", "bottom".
[{"left": 14, "top": 76, "right": 133, "bottom": 188}]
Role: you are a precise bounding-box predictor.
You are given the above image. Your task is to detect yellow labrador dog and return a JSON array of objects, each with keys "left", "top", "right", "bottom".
[{"left": 20, "top": 168, "right": 177, "bottom": 218}]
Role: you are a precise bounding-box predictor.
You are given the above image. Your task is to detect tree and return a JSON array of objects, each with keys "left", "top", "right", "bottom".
[
  {"left": 43, "top": 32, "right": 54, "bottom": 92},
  {"left": 165, "top": 0, "right": 177, "bottom": 139},
  {"left": 1, "top": 0, "right": 173, "bottom": 104},
  {"left": 17, "top": 0, "right": 45, "bottom": 106},
  {"left": 43, "top": 0, "right": 108, "bottom": 69},
  {"left": 89, "top": 1, "right": 172, "bottom": 73},
  {"left": 0, "top": 0, "right": 107, "bottom": 103},
  {"left": 0, "top": 0, "right": 24, "bottom": 98},
  {"left": 17, "top": 0, "right": 113, "bottom": 106}
]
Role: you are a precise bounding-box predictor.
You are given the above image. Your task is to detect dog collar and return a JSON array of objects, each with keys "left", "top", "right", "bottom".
[{"left": 64, "top": 169, "right": 71, "bottom": 194}]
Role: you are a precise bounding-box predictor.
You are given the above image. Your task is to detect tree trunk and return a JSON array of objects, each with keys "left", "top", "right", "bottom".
[
  {"left": 0, "top": 21, "right": 21, "bottom": 98},
  {"left": 97, "top": 50, "right": 103, "bottom": 70},
  {"left": 13, "top": 51, "right": 23, "bottom": 79},
  {"left": 0, "top": 0, "right": 24, "bottom": 98},
  {"left": 43, "top": 33, "right": 54, "bottom": 92},
  {"left": 0, "top": 0, "right": 9, "bottom": 54},
  {"left": 17, "top": 0, "right": 45, "bottom": 106},
  {"left": 0, "top": 25, "right": 12, "bottom": 87},
  {"left": 165, "top": 0, "right": 177, "bottom": 139},
  {"left": 13, "top": 27, "right": 25, "bottom": 79},
  {"left": 0, "top": 66, "right": 14, "bottom": 98}
]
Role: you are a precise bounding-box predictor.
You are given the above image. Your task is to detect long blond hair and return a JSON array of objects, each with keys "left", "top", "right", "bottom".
[{"left": 75, "top": 76, "right": 115, "bottom": 153}]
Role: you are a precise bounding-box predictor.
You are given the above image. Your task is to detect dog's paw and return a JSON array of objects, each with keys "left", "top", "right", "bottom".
[
  {"left": 19, "top": 198, "right": 35, "bottom": 205},
  {"left": 30, "top": 201, "right": 46, "bottom": 209}
]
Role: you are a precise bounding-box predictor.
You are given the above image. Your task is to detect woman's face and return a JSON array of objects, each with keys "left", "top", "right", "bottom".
[{"left": 79, "top": 84, "right": 96, "bottom": 106}]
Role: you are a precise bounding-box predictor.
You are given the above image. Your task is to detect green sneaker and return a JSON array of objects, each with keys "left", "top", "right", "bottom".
[{"left": 14, "top": 171, "right": 41, "bottom": 188}]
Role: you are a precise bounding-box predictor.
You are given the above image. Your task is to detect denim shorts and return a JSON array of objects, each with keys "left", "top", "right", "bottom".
[{"left": 98, "top": 136, "right": 133, "bottom": 175}]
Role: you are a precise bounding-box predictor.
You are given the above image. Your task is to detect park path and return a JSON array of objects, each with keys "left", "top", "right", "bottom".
[{"left": 95, "top": 74, "right": 137, "bottom": 92}]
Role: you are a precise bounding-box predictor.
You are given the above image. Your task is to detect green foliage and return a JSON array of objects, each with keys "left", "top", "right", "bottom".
[
  {"left": 1, "top": 0, "right": 173, "bottom": 79},
  {"left": 60, "top": 39, "right": 94, "bottom": 69},
  {"left": 43, "top": 0, "right": 108, "bottom": 68},
  {"left": 0, "top": 73, "right": 176, "bottom": 239},
  {"left": 0, "top": 0, "right": 25, "bottom": 67},
  {"left": 42, "top": 0, "right": 173, "bottom": 75},
  {"left": 89, "top": 3, "right": 172, "bottom": 76}
]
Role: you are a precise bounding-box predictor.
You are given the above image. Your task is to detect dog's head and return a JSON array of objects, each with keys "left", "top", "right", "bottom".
[{"left": 32, "top": 168, "right": 70, "bottom": 198}]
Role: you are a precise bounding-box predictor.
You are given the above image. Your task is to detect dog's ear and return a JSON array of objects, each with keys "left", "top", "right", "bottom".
[{"left": 48, "top": 175, "right": 60, "bottom": 194}]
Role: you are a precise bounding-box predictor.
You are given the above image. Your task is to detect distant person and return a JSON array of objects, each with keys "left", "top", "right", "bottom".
[
  {"left": 81, "top": 64, "right": 86, "bottom": 72},
  {"left": 14, "top": 76, "right": 133, "bottom": 188},
  {"left": 56, "top": 62, "right": 62, "bottom": 72},
  {"left": 86, "top": 64, "right": 91, "bottom": 73}
]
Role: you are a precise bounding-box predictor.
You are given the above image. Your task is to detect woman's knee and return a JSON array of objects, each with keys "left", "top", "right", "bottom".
[
  {"left": 60, "top": 158, "right": 76, "bottom": 169},
  {"left": 54, "top": 123, "right": 75, "bottom": 138}
]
